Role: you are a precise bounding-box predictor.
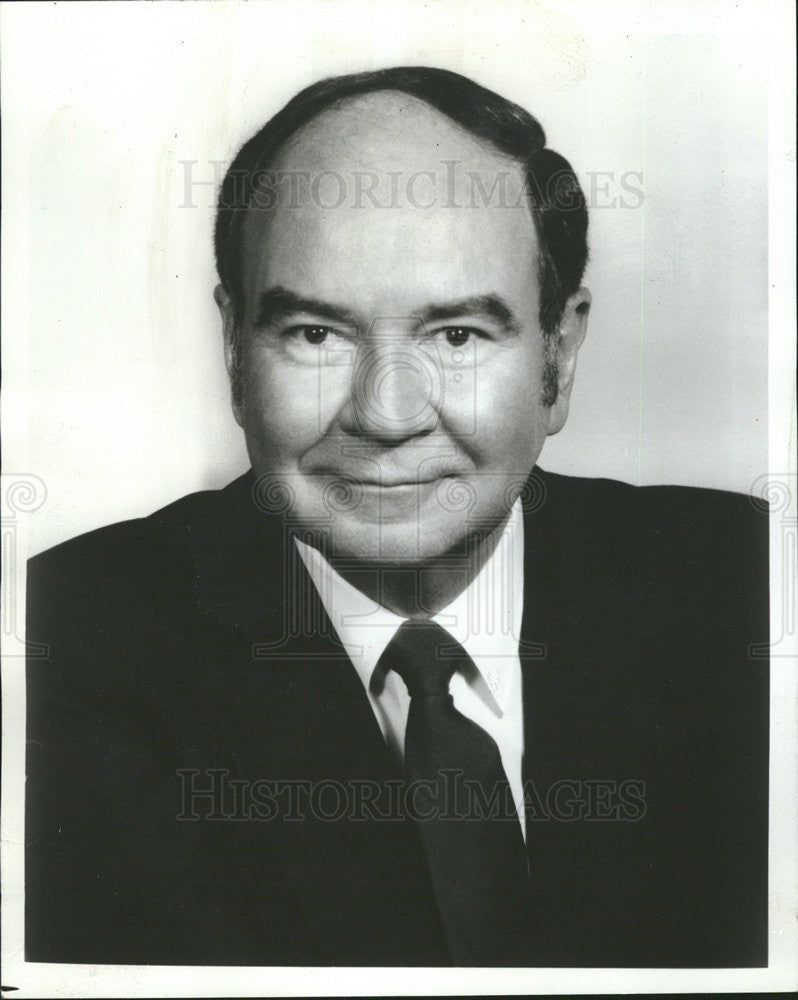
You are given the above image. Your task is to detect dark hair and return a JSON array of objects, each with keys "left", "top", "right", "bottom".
[{"left": 214, "top": 66, "right": 588, "bottom": 405}]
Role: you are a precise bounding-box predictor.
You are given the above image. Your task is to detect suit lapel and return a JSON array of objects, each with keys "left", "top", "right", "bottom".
[
  {"left": 516, "top": 467, "right": 660, "bottom": 964},
  {"left": 182, "top": 472, "right": 448, "bottom": 963},
  {"left": 519, "top": 466, "right": 587, "bottom": 959}
]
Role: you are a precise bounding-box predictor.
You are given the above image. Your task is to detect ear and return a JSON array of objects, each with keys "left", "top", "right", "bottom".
[
  {"left": 214, "top": 284, "right": 244, "bottom": 426},
  {"left": 545, "top": 287, "right": 591, "bottom": 435}
]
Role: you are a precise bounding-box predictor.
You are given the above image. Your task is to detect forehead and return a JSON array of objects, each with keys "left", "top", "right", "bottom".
[{"left": 240, "top": 92, "right": 539, "bottom": 314}]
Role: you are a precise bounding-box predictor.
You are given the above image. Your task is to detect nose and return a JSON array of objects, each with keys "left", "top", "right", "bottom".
[{"left": 340, "top": 337, "right": 442, "bottom": 443}]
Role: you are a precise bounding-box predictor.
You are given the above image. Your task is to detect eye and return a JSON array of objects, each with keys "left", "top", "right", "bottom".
[
  {"left": 438, "top": 326, "right": 480, "bottom": 347},
  {"left": 290, "top": 325, "right": 335, "bottom": 344},
  {"left": 280, "top": 323, "right": 355, "bottom": 365}
]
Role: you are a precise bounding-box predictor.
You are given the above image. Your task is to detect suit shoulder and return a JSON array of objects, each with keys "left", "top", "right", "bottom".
[
  {"left": 536, "top": 468, "right": 765, "bottom": 538},
  {"left": 533, "top": 468, "right": 768, "bottom": 643},
  {"left": 27, "top": 473, "right": 251, "bottom": 596},
  {"left": 533, "top": 468, "right": 768, "bottom": 599}
]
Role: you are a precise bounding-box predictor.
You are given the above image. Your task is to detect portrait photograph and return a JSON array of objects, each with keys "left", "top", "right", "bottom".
[{"left": 1, "top": 0, "right": 795, "bottom": 997}]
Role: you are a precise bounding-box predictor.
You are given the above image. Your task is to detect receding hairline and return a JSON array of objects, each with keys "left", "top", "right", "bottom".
[
  {"left": 263, "top": 86, "right": 526, "bottom": 176},
  {"left": 237, "top": 86, "right": 536, "bottom": 287}
]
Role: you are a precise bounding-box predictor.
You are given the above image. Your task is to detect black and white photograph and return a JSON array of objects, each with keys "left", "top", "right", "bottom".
[{"left": 1, "top": 0, "right": 795, "bottom": 996}]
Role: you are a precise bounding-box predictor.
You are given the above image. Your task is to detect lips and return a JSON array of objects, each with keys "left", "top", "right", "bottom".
[
  {"left": 359, "top": 478, "right": 440, "bottom": 488},
  {"left": 317, "top": 472, "right": 453, "bottom": 488},
  {"left": 305, "top": 455, "right": 463, "bottom": 483}
]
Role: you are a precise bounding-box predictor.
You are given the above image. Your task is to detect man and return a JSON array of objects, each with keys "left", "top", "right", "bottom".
[{"left": 26, "top": 66, "right": 769, "bottom": 967}]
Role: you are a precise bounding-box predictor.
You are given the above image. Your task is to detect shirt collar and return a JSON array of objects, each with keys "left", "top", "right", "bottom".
[{"left": 294, "top": 499, "right": 524, "bottom": 716}]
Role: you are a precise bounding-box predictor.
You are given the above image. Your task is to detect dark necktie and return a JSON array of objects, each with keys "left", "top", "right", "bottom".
[{"left": 379, "top": 618, "right": 533, "bottom": 965}]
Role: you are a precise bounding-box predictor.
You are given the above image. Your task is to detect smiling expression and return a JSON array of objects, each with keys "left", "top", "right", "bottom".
[{"left": 218, "top": 92, "right": 587, "bottom": 566}]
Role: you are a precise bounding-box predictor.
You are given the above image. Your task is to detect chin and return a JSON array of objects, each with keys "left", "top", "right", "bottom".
[{"left": 323, "top": 513, "right": 473, "bottom": 567}]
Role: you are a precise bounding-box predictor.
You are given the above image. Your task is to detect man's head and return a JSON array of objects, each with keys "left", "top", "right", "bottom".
[{"left": 214, "top": 67, "right": 590, "bottom": 567}]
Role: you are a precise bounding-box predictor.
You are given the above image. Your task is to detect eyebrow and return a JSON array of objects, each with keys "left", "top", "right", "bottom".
[
  {"left": 422, "top": 295, "right": 521, "bottom": 333},
  {"left": 254, "top": 286, "right": 522, "bottom": 334},
  {"left": 254, "top": 287, "right": 359, "bottom": 328}
]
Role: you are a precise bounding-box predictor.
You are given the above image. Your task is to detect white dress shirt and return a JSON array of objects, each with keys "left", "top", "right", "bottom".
[{"left": 294, "top": 500, "right": 526, "bottom": 836}]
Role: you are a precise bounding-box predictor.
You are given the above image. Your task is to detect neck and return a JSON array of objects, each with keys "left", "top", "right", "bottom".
[{"left": 328, "top": 516, "right": 510, "bottom": 618}]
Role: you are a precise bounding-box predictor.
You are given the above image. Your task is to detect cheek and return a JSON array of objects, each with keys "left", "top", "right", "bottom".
[
  {"left": 239, "top": 355, "right": 315, "bottom": 465},
  {"left": 239, "top": 349, "right": 349, "bottom": 466},
  {"left": 459, "top": 346, "right": 548, "bottom": 469}
]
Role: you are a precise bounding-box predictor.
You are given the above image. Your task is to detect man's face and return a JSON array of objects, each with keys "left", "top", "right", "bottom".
[{"left": 219, "top": 92, "right": 587, "bottom": 565}]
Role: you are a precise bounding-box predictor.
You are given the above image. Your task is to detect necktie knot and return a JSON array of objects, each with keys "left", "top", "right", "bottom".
[{"left": 381, "top": 619, "right": 461, "bottom": 698}]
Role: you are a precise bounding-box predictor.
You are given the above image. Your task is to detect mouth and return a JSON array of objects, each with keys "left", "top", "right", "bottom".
[
  {"left": 325, "top": 474, "right": 452, "bottom": 489},
  {"left": 307, "top": 471, "right": 462, "bottom": 523},
  {"left": 361, "top": 478, "right": 440, "bottom": 488}
]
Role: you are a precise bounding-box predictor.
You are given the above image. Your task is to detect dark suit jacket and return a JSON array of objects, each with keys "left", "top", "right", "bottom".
[{"left": 25, "top": 468, "right": 769, "bottom": 966}]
